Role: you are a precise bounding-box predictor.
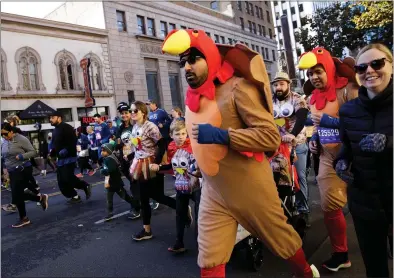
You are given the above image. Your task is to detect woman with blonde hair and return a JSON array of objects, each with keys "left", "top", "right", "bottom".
[
  {"left": 335, "top": 43, "right": 393, "bottom": 277},
  {"left": 171, "top": 107, "right": 185, "bottom": 122}
]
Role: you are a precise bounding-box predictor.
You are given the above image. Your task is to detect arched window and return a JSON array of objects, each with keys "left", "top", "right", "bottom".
[
  {"left": 54, "top": 49, "right": 78, "bottom": 91},
  {"left": 1, "top": 48, "right": 12, "bottom": 91},
  {"left": 15, "top": 46, "right": 45, "bottom": 92},
  {"left": 84, "top": 52, "right": 106, "bottom": 91}
]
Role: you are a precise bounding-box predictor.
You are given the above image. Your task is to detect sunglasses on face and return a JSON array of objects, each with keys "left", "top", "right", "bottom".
[
  {"left": 178, "top": 55, "right": 203, "bottom": 68},
  {"left": 130, "top": 109, "right": 139, "bottom": 114},
  {"left": 354, "top": 58, "right": 387, "bottom": 74}
]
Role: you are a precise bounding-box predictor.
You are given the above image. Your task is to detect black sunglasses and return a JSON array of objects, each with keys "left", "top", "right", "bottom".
[
  {"left": 130, "top": 109, "right": 139, "bottom": 114},
  {"left": 178, "top": 55, "right": 203, "bottom": 68},
  {"left": 354, "top": 58, "right": 387, "bottom": 74}
]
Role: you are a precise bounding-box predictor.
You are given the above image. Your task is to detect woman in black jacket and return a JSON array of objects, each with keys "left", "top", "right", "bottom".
[{"left": 335, "top": 43, "right": 393, "bottom": 277}]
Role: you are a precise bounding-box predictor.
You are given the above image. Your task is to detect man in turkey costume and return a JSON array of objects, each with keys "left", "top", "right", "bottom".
[
  {"left": 298, "top": 47, "right": 359, "bottom": 272},
  {"left": 162, "top": 29, "right": 319, "bottom": 278}
]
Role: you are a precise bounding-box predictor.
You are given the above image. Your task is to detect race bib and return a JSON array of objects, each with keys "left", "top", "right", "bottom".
[
  {"left": 317, "top": 127, "right": 341, "bottom": 144},
  {"left": 104, "top": 176, "right": 110, "bottom": 189},
  {"left": 95, "top": 133, "right": 102, "bottom": 140},
  {"left": 76, "top": 145, "right": 81, "bottom": 152}
]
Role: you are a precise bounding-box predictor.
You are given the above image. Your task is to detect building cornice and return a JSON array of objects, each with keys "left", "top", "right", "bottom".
[
  {"left": 1, "top": 12, "right": 108, "bottom": 43},
  {"left": 1, "top": 93, "right": 114, "bottom": 100}
]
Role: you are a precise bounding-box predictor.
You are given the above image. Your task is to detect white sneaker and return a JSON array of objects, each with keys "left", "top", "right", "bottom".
[{"left": 311, "top": 264, "right": 320, "bottom": 278}]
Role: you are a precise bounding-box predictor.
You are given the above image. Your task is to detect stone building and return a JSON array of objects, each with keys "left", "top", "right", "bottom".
[
  {"left": 1, "top": 12, "right": 116, "bottom": 149},
  {"left": 45, "top": 1, "right": 278, "bottom": 111}
]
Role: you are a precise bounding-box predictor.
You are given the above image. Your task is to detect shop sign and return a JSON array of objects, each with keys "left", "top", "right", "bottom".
[{"left": 80, "top": 116, "right": 108, "bottom": 124}]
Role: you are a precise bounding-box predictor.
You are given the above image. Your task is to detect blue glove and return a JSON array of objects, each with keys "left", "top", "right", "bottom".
[
  {"left": 335, "top": 159, "right": 354, "bottom": 185},
  {"left": 59, "top": 149, "right": 68, "bottom": 158},
  {"left": 359, "top": 133, "right": 387, "bottom": 152},
  {"left": 320, "top": 114, "right": 340, "bottom": 129},
  {"left": 197, "top": 124, "right": 229, "bottom": 145}
]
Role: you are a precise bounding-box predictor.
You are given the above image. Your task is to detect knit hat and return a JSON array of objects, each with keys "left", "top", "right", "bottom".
[{"left": 102, "top": 142, "right": 115, "bottom": 154}]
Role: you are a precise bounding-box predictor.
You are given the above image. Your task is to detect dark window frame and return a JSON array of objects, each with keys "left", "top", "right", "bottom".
[
  {"left": 116, "top": 10, "right": 127, "bottom": 32},
  {"left": 137, "top": 15, "right": 146, "bottom": 35}
]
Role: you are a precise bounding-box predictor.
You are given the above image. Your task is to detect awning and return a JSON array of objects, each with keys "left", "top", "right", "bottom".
[{"left": 19, "top": 100, "right": 56, "bottom": 119}]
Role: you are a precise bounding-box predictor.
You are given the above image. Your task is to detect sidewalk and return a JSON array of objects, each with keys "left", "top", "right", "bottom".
[{"left": 309, "top": 213, "right": 393, "bottom": 277}]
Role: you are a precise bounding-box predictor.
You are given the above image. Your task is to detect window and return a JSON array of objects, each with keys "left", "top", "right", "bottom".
[
  {"left": 272, "top": 50, "right": 276, "bottom": 61},
  {"left": 255, "top": 6, "right": 260, "bottom": 18},
  {"left": 147, "top": 18, "right": 155, "bottom": 36},
  {"left": 249, "top": 3, "right": 254, "bottom": 15},
  {"left": 210, "top": 1, "right": 218, "bottom": 10},
  {"left": 276, "top": 12, "right": 280, "bottom": 20},
  {"left": 214, "top": 34, "right": 219, "bottom": 43},
  {"left": 265, "top": 1, "right": 269, "bottom": 6},
  {"left": 265, "top": 48, "right": 269, "bottom": 60},
  {"left": 15, "top": 46, "right": 44, "bottom": 92},
  {"left": 269, "top": 28, "right": 273, "bottom": 39},
  {"left": 261, "top": 47, "right": 265, "bottom": 59},
  {"left": 245, "top": 1, "right": 250, "bottom": 13},
  {"left": 252, "top": 22, "right": 257, "bottom": 34},
  {"left": 127, "top": 90, "right": 135, "bottom": 105},
  {"left": 262, "top": 26, "right": 266, "bottom": 36},
  {"left": 283, "top": 9, "right": 287, "bottom": 16},
  {"left": 291, "top": 7, "right": 296, "bottom": 15},
  {"left": 248, "top": 20, "right": 252, "bottom": 32},
  {"left": 160, "top": 21, "right": 168, "bottom": 38},
  {"left": 116, "top": 10, "right": 127, "bottom": 32},
  {"left": 298, "top": 4, "right": 304, "bottom": 12},
  {"left": 169, "top": 23, "right": 176, "bottom": 32},
  {"left": 245, "top": 42, "right": 249, "bottom": 47},
  {"left": 0, "top": 48, "right": 11, "bottom": 91},
  {"left": 278, "top": 26, "right": 282, "bottom": 33},
  {"left": 266, "top": 11, "right": 271, "bottom": 23},
  {"left": 251, "top": 44, "right": 255, "bottom": 50},
  {"left": 293, "top": 20, "right": 298, "bottom": 28},
  {"left": 279, "top": 39, "right": 283, "bottom": 46},
  {"left": 206, "top": 32, "right": 211, "bottom": 37},
  {"left": 237, "top": 1, "right": 242, "bottom": 11},
  {"left": 169, "top": 74, "right": 183, "bottom": 108},
  {"left": 228, "top": 38, "right": 233, "bottom": 45},
  {"left": 255, "top": 45, "right": 260, "bottom": 53},
  {"left": 220, "top": 36, "right": 225, "bottom": 44},
  {"left": 274, "top": 1, "right": 278, "bottom": 6},
  {"left": 137, "top": 15, "right": 145, "bottom": 34},
  {"left": 181, "top": 25, "right": 187, "bottom": 29},
  {"left": 258, "top": 24, "right": 262, "bottom": 36},
  {"left": 146, "top": 72, "right": 161, "bottom": 106},
  {"left": 58, "top": 108, "right": 73, "bottom": 122},
  {"left": 240, "top": 17, "right": 245, "bottom": 30},
  {"left": 85, "top": 52, "right": 105, "bottom": 91},
  {"left": 77, "top": 107, "right": 108, "bottom": 119},
  {"left": 54, "top": 50, "right": 78, "bottom": 91},
  {"left": 259, "top": 8, "right": 263, "bottom": 19}
]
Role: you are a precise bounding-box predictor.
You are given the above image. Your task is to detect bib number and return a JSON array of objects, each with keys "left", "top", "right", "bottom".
[
  {"left": 95, "top": 133, "right": 101, "bottom": 140},
  {"left": 317, "top": 127, "right": 340, "bottom": 144},
  {"left": 76, "top": 145, "right": 81, "bottom": 152},
  {"left": 104, "top": 176, "right": 110, "bottom": 188}
]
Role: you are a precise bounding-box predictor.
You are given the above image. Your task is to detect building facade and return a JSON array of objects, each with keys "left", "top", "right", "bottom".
[
  {"left": 45, "top": 1, "right": 278, "bottom": 111},
  {"left": 271, "top": 1, "right": 333, "bottom": 85},
  {"left": 1, "top": 13, "right": 116, "bottom": 150}
]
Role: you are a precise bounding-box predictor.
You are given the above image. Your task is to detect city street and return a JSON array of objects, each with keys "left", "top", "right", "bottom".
[{"left": 2, "top": 170, "right": 385, "bottom": 278}]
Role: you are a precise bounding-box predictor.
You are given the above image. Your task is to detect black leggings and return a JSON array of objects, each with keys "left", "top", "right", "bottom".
[
  {"left": 106, "top": 187, "right": 140, "bottom": 213},
  {"left": 139, "top": 174, "right": 176, "bottom": 225},
  {"left": 9, "top": 166, "right": 41, "bottom": 219},
  {"left": 78, "top": 157, "right": 92, "bottom": 173},
  {"left": 176, "top": 190, "right": 201, "bottom": 242}
]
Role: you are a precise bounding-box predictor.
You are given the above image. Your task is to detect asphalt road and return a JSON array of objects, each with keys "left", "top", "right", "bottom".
[{"left": 1, "top": 170, "right": 339, "bottom": 278}]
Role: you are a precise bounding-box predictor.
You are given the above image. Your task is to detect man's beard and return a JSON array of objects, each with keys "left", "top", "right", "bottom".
[{"left": 274, "top": 88, "right": 290, "bottom": 101}]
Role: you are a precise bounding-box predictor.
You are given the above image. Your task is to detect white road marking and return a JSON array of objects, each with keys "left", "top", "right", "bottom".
[
  {"left": 95, "top": 210, "right": 131, "bottom": 224},
  {"left": 94, "top": 193, "right": 176, "bottom": 224}
]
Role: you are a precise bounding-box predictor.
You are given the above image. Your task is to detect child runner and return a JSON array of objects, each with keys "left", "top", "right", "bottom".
[
  {"left": 151, "top": 120, "right": 200, "bottom": 253},
  {"left": 100, "top": 142, "right": 141, "bottom": 221}
]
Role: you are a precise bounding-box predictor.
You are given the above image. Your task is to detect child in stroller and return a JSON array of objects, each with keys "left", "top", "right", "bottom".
[{"left": 268, "top": 141, "right": 307, "bottom": 240}]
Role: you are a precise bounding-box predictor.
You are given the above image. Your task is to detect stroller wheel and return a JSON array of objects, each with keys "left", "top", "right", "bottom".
[{"left": 246, "top": 237, "right": 264, "bottom": 271}]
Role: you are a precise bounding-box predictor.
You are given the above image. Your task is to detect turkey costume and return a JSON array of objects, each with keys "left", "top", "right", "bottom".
[
  {"left": 298, "top": 47, "right": 359, "bottom": 270},
  {"left": 162, "top": 29, "right": 319, "bottom": 278}
]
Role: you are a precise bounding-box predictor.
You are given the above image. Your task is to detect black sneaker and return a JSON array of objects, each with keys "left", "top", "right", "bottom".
[
  {"left": 67, "top": 196, "right": 82, "bottom": 204},
  {"left": 132, "top": 229, "right": 153, "bottom": 241},
  {"left": 168, "top": 240, "right": 186, "bottom": 253},
  {"left": 128, "top": 209, "right": 141, "bottom": 220},
  {"left": 104, "top": 213, "right": 114, "bottom": 221},
  {"left": 12, "top": 217, "right": 31, "bottom": 228},
  {"left": 322, "top": 252, "right": 351, "bottom": 272},
  {"left": 150, "top": 200, "right": 159, "bottom": 210},
  {"left": 300, "top": 213, "right": 311, "bottom": 228},
  {"left": 40, "top": 194, "right": 49, "bottom": 211},
  {"left": 84, "top": 184, "right": 92, "bottom": 200}
]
